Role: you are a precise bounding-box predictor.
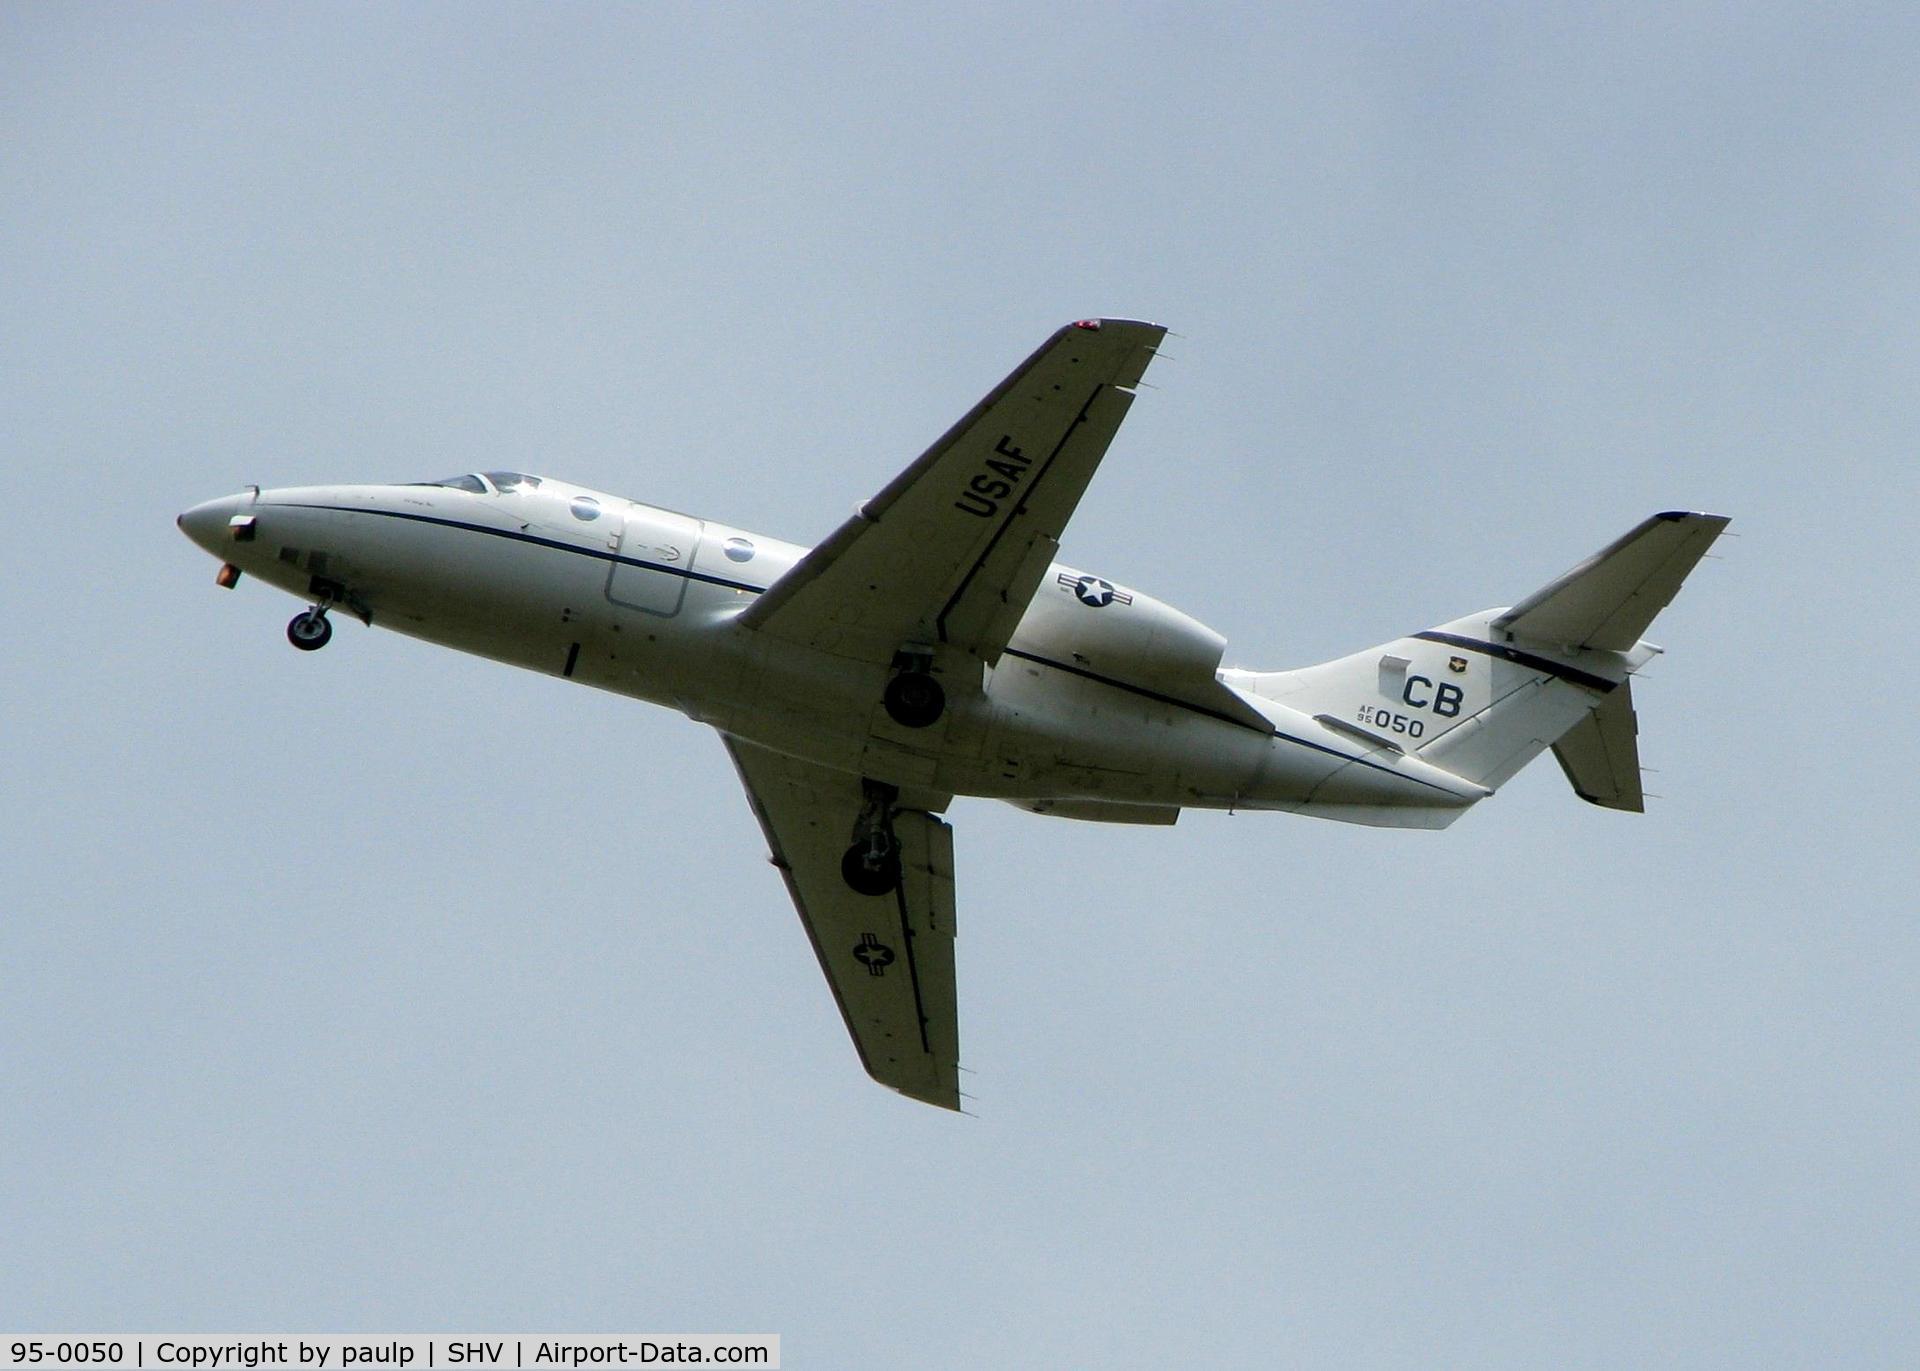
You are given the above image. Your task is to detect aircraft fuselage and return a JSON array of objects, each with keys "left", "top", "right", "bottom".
[{"left": 177, "top": 476, "right": 1481, "bottom": 824}]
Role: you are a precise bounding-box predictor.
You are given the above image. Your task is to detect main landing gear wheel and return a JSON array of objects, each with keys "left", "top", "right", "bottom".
[
  {"left": 287, "top": 610, "right": 332, "bottom": 651},
  {"left": 841, "top": 838, "right": 901, "bottom": 897},
  {"left": 883, "top": 671, "right": 945, "bottom": 729},
  {"left": 841, "top": 778, "right": 903, "bottom": 895}
]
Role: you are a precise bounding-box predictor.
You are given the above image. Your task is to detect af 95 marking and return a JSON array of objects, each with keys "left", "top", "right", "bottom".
[{"left": 1358, "top": 704, "right": 1425, "bottom": 738}]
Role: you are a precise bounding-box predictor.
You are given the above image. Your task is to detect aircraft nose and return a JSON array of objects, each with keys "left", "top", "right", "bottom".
[{"left": 177, "top": 495, "right": 241, "bottom": 555}]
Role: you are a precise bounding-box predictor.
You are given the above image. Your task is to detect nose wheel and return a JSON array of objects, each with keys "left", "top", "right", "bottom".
[{"left": 287, "top": 608, "right": 333, "bottom": 651}]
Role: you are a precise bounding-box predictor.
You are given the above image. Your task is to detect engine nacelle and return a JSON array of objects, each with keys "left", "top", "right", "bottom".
[{"left": 1005, "top": 565, "right": 1229, "bottom": 703}]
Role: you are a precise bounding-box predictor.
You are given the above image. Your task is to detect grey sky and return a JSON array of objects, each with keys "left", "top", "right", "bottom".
[{"left": 4, "top": 5, "right": 1916, "bottom": 1366}]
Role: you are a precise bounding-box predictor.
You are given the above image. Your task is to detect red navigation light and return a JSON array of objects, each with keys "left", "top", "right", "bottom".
[{"left": 1072, "top": 319, "right": 1101, "bottom": 330}]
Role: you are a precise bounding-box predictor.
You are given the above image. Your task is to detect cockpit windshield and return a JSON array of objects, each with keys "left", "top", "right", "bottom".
[
  {"left": 413, "top": 474, "right": 488, "bottom": 493},
  {"left": 409, "top": 471, "right": 546, "bottom": 494}
]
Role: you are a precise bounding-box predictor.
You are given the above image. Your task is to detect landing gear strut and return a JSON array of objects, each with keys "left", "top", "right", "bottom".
[
  {"left": 287, "top": 606, "right": 332, "bottom": 651},
  {"left": 841, "top": 779, "right": 902, "bottom": 896}
]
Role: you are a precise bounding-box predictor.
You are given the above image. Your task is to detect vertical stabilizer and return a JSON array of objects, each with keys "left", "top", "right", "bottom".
[{"left": 1223, "top": 511, "right": 1727, "bottom": 816}]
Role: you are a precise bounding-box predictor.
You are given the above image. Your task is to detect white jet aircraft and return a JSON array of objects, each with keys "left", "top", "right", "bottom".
[{"left": 178, "top": 319, "right": 1728, "bottom": 1109}]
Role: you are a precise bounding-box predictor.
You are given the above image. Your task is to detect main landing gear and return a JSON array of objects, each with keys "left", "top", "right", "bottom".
[
  {"left": 883, "top": 648, "right": 945, "bottom": 730},
  {"left": 882, "top": 670, "right": 945, "bottom": 729},
  {"left": 841, "top": 779, "right": 902, "bottom": 896},
  {"left": 286, "top": 606, "right": 332, "bottom": 651}
]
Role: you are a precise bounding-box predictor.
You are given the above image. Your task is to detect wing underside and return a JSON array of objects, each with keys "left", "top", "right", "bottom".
[
  {"left": 715, "top": 320, "right": 1167, "bottom": 1108},
  {"left": 723, "top": 736, "right": 960, "bottom": 1109}
]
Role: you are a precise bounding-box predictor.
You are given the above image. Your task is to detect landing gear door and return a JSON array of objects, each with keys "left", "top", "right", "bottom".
[{"left": 608, "top": 503, "right": 703, "bottom": 616}]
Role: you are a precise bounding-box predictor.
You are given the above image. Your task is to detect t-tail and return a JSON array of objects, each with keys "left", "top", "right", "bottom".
[{"left": 1223, "top": 511, "right": 1730, "bottom": 823}]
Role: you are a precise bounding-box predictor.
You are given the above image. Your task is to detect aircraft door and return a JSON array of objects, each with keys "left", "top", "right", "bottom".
[{"left": 607, "top": 503, "right": 704, "bottom": 616}]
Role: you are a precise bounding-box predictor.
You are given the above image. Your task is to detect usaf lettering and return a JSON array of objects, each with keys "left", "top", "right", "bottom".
[{"left": 953, "top": 435, "right": 1032, "bottom": 518}]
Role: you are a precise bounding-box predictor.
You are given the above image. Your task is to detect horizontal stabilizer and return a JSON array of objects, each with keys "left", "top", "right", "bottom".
[
  {"left": 1551, "top": 684, "right": 1644, "bottom": 812},
  {"left": 1495, "top": 511, "right": 1729, "bottom": 651}
]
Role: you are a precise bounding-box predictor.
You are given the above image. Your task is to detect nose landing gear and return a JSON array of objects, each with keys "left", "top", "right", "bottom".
[
  {"left": 841, "top": 779, "right": 903, "bottom": 896},
  {"left": 287, "top": 607, "right": 333, "bottom": 651},
  {"left": 286, "top": 577, "right": 360, "bottom": 651}
]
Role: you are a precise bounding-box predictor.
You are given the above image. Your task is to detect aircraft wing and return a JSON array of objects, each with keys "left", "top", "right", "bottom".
[
  {"left": 737, "top": 318, "right": 1167, "bottom": 666},
  {"left": 723, "top": 736, "right": 961, "bottom": 1110}
]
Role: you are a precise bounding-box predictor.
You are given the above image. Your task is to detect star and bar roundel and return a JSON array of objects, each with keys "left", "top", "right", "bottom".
[
  {"left": 1058, "top": 571, "right": 1133, "bottom": 609},
  {"left": 853, "top": 932, "right": 895, "bottom": 977}
]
